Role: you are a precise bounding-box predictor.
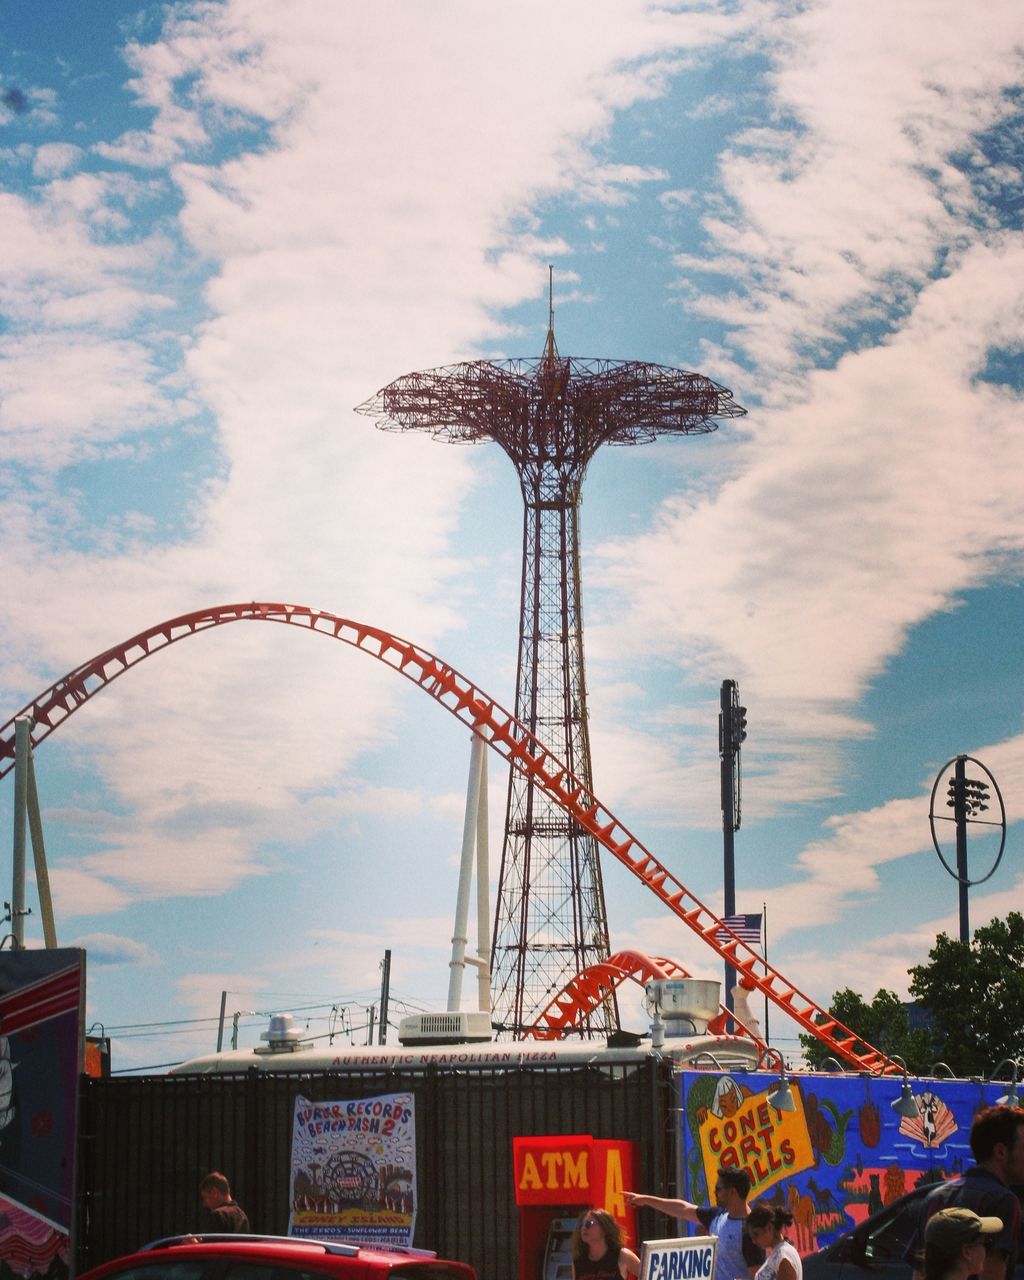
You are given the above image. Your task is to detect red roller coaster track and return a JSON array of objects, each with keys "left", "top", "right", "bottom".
[
  {"left": 0, "top": 602, "right": 899, "bottom": 1073},
  {"left": 525, "top": 949, "right": 765, "bottom": 1048}
]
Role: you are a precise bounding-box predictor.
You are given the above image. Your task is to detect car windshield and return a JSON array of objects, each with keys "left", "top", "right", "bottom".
[
  {"left": 99, "top": 1265, "right": 207, "bottom": 1280},
  {"left": 222, "top": 1264, "right": 334, "bottom": 1280},
  {"left": 386, "top": 1271, "right": 472, "bottom": 1280}
]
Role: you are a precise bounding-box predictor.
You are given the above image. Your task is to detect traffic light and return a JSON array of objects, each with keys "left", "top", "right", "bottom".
[{"left": 719, "top": 683, "right": 748, "bottom": 756}]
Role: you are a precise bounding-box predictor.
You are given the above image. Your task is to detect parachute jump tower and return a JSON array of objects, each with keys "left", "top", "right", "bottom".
[{"left": 357, "top": 285, "right": 745, "bottom": 1037}]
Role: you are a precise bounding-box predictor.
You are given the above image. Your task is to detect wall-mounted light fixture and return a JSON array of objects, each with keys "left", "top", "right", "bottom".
[
  {"left": 758, "top": 1046, "right": 796, "bottom": 1112},
  {"left": 888, "top": 1054, "right": 921, "bottom": 1119}
]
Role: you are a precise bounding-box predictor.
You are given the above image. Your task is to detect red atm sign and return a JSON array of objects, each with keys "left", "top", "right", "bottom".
[
  {"left": 512, "top": 1135, "right": 635, "bottom": 1208},
  {"left": 514, "top": 1135, "right": 591, "bottom": 1203}
]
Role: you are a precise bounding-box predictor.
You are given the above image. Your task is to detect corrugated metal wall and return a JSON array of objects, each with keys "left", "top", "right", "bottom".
[{"left": 77, "top": 1060, "right": 674, "bottom": 1280}]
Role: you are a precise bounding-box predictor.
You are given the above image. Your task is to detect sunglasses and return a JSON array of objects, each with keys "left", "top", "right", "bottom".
[
  {"left": 963, "top": 1236, "right": 994, "bottom": 1253},
  {"left": 581, "top": 1217, "right": 601, "bottom": 1229}
]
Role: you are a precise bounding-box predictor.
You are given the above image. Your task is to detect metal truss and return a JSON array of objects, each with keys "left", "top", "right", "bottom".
[{"left": 357, "top": 343, "right": 745, "bottom": 1036}]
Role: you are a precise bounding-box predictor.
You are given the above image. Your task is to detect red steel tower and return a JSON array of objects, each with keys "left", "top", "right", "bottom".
[{"left": 357, "top": 302, "right": 744, "bottom": 1036}]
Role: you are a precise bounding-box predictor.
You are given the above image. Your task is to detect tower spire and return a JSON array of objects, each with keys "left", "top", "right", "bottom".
[{"left": 543, "top": 265, "right": 558, "bottom": 363}]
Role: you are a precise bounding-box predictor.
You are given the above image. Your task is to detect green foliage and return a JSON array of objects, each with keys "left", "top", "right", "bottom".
[
  {"left": 908, "top": 912, "right": 1024, "bottom": 1077},
  {"left": 800, "top": 915, "right": 1024, "bottom": 1078},
  {"left": 799, "top": 987, "right": 934, "bottom": 1072}
]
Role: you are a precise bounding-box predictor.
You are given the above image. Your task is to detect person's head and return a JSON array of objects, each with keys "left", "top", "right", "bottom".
[
  {"left": 969, "top": 1106, "right": 1024, "bottom": 1183},
  {"left": 924, "top": 1208, "right": 1002, "bottom": 1280},
  {"left": 572, "top": 1209, "right": 624, "bottom": 1262},
  {"left": 746, "top": 1205, "right": 793, "bottom": 1248},
  {"left": 714, "top": 1167, "right": 753, "bottom": 1210},
  {"left": 199, "top": 1172, "right": 232, "bottom": 1209}
]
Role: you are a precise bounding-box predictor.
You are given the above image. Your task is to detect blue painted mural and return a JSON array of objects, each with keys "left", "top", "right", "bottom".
[{"left": 678, "top": 1070, "right": 1007, "bottom": 1255}]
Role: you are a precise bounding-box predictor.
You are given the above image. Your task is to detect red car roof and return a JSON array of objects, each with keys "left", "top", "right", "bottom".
[{"left": 79, "top": 1235, "right": 477, "bottom": 1280}]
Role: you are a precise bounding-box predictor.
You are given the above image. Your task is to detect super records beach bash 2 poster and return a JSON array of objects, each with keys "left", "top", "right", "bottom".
[{"left": 288, "top": 1092, "right": 417, "bottom": 1247}]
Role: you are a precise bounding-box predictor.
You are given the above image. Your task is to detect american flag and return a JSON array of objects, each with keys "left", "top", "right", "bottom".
[{"left": 714, "top": 913, "right": 763, "bottom": 947}]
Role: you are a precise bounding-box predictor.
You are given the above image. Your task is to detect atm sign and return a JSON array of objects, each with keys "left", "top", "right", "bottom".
[{"left": 513, "top": 1135, "right": 591, "bottom": 1204}]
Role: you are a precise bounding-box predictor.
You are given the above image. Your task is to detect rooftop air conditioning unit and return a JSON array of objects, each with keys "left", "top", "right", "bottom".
[{"left": 397, "top": 1011, "right": 493, "bottom": 1045}]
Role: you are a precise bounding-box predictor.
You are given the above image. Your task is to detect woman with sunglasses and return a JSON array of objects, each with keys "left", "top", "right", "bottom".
[
  {"left": 572, "top": 1208, "right": 641, "bottom": 1280},
  {"left": 923, "top": 1208, "right": 1002, "bottom": 1280},
  {"left": 745, "top": 1205, "right": 801, "bottom": 1280}
]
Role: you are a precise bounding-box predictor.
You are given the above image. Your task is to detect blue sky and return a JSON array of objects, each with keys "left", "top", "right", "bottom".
[{"left": 1, "top": 0, "right": 1023, "bottom": 1072}]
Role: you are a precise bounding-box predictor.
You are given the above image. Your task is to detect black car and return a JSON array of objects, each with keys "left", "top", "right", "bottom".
[{"left": 802, "top": 1182, "right": 1024, "bottom": 1280}]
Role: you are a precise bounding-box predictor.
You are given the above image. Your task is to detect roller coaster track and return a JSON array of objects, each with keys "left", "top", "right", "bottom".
[
  {"left": 523, "top": 949, "right": 765, "bottom": 1049},
  {"left": 0, "top": 602, "right": 900, "bottom": 1074}
]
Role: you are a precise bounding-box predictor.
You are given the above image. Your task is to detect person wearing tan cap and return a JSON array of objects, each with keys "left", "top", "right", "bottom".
[
  {"left": 911, "top": 1106, "right": 1024, "bottom": 1280},
  {"left": 923, "top": 1208, "right": 1003, "bottom": 1280}
]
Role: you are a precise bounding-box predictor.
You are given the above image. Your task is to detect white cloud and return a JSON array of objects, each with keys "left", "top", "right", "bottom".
[
  {"left": 780, "top": 871, "right": 1024, "bottom": 1008},
  {"left": 177, "top": 971, "right": 273, "bottom": 1020},
  {"left": 50, "top": 867, "right": 134, "bottom": 918},
  {"left": 594, "top": 236, "right": 1024, "bottom": 812},
  {"left": 1, "top": 333, "right": 183, "bottom": 463},
  {"left": 32, "top": 143, "right": 83, "bottom": 178},
  {"left": 70, "top": 932, "right": 158, "bottom": 966},
  {"left": 685, "top": 0, "right": 1024, "bottom": 373}
]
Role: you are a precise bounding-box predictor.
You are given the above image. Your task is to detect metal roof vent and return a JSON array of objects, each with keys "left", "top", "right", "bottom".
[{"left": 256, "top": 1013, "right": 307, "bottom": 1054}]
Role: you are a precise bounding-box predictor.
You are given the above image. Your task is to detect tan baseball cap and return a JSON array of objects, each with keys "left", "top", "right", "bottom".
[{"left": 925, "top": 1208, "right": 1003, "bottom": 1250}]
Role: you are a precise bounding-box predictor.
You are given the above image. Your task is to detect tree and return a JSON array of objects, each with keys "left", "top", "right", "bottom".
[
  {"left": 799, "top": 987, "right": 934, "bottom": 1072},
  {"left": 909, "top": 911, "right": 1024, "bottom": 1077}
]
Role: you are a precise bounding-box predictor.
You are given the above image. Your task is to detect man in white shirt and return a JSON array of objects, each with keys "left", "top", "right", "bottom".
[{"left": 626, "top": 1167, "right": 765, "bottom": 1280}]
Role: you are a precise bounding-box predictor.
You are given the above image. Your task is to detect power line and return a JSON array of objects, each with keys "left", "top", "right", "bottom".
[
  {"left": 95, "top": 988, "right": 435, "bottom": 1059},
  {"left": 103, "top": 1015, "right": 221, "bottom": 1032}
]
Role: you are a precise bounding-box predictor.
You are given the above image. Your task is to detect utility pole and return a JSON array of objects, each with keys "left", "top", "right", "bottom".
[
  {"left": 719, "top": 680, "right": 746, "bottom": 1011},
  {"left": 378, "top": 949, "right": 391, "bottom": 1045},
  {"left": 948, "top": 757, "right": 992, "bottom": 943},
  {"left": 952, "top": 757, "right": 972, "bottom": 943}
]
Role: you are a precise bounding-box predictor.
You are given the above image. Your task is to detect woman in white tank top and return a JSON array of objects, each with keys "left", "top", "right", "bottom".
[{"left": 746, "top": 1205, "right": 802, "bottom": 1280}]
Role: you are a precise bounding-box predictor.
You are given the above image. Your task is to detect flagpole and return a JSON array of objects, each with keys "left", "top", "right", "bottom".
[{"left": 762, "top": 900, "right": 769, "bottom": 1046}]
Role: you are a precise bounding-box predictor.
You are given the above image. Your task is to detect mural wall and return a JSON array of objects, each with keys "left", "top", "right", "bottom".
[{"left": 678, "top": 1070, "right": 1006, "bottom": 1254}]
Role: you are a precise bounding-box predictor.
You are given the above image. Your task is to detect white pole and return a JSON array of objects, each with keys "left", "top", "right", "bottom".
[
  {"left": 26, "top": 750, "right": 57, "bottom": 947},
  {"left": 762, "top": 901, "right": 770, "bottom": 1047},
  {"left": 475, "top": 744, "right": 491, "bottom": 1015},
  {"left": 447, "top": 736, "right": 484, "bottom": 1011}
]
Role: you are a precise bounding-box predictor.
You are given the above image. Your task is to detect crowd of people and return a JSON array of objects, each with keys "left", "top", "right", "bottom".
[
  {"left": 569, "top": 1105, "right": 1024, "bottom": 1280},
  {"left": 192, "top": 1104, "right": 1024, "bottom": 1279}
]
